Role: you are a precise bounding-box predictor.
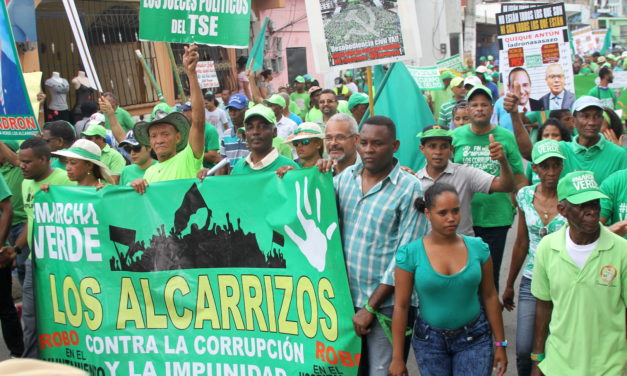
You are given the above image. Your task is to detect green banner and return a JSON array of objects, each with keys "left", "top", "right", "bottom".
[
  {"left": 436, "top": 54, "right": 464, "bottom": 73},
  {"left": 139, "top": 0, "right": 251, "bottom": 47},
  {"left": 34, "top": 169, "right": 360, "bottom": 375},
  {"left": 575, "top": 74, "right": 627, "bottom": 118},
  {"left": 406, "top": 66, "right": 444, "bottom": 91}
]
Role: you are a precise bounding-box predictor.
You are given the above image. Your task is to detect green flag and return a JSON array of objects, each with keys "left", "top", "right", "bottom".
[
  {"left": 600, "top": 28, "right": 612, "bottom": 55},
  {"left": 367, "top": 63, "right": 435, "bottom": 171},
  {"left": 247, "top": 17, "right": 268, "bottom": 71},
  {"left": 568, "top": 30, "right": 576, "bottom": 61}
]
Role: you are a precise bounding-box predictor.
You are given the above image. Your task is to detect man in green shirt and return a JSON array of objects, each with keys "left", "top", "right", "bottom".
[
  {"left": 178, "top": 102, "right": 221, "bottom": 169},
  {"left": 0, "top": 137, "right": 74, "bottom": 359},
  {"left": 131, "top": 44, "right": 205, "bottom": 192},
  {"left": 290, "top": 76, "right": 310, "bottom": 120},
  {"left": 600, "top": 169, "right": 627, "bottom": 238},
  {"left": 430, "top": 70, "right": 454, "bottom": 121},
  {"left": 103, "top": 92, "right": 135, "bottom": 132},
  {"left": 531, "top": 171, "right": 627, "bottom": 376},
  {"left": 118, "top": 131, "right": 156, "bottom": 186},
  {"left": 231, "top": 104, "right": 298, "bottom": 175},
  {"left": 41, "top": 120, "right": 76, "bottom": 170},
  {"left": 587, "top": 67, "right": 617, "bottom": 109},
  {"left": 81, "top": 123, "right": 126, "bottom": 178},
  {"left": 510, "top": 95, "right": 627, "bottom": 182},
  {"left": 452, "top": 86, "right": 526, "bottom": 291}
]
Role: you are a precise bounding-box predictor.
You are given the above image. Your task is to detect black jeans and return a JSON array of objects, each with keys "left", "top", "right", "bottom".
[
  {"left": 0, "top": 265, "right": 24, "bottom": 356},
  {"left": 473, "top": 226, "right": 510, "bottom": 293}
]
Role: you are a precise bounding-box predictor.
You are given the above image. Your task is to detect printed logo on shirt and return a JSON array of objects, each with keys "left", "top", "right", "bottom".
[
  {"left": 461, "top": 145, "right": 500, "bottom": 175},
  {"left": 597, "top": 265, "right": 618, "bottom": 287}
]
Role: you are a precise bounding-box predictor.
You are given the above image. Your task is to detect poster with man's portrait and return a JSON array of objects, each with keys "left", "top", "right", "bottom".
[{"left": 497, "top": 3, "right": 575, "bottom": 112}]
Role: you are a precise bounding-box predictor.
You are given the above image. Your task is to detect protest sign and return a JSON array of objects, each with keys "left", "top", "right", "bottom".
[
  {"left": 23, "top": 71, "right": 42, "bottom": 115},
  {"left": 406, "top": 65, "right": 444, "bottom": 90},
  {"left": 497, "top": 3, "right": 574, "bottom": 112},
  {"left": 139, "top": 0, "right": 251, "bottom": 47},
  {"left": 0, "top": 1, "right": 38, "bottom": 139},
  {"left": 436, "top": 54, "right": 464, "bottom": 73},
  {"left": 197, "top": 61, "right": 220, "bottom": 89},
  {"left": 34, "top": 169, "right": 361, "bottom": 376},
  {"left": 501, "top": 3, "right": 551, "bottom": 12},
  {"left": 593, "top": 29, "right": 608, "bottom": 51},
  {"left": 305, "top": 0, "right": 420, "bottom": 71},
  {"left": 572, "top": 26, "right": 596, "bottom": 55},
  {"left": 610, "top": 71, "right": 627, "bottom": 89}
]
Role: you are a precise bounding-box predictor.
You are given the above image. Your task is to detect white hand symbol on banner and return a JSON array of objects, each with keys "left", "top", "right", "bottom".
[{"left": 284, "top": 177, "right": 337, "bottom": 272}]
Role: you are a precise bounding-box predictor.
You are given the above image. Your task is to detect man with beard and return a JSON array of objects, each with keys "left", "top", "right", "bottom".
[
  {"left": 325, "top": 113, "right": 360, "bottom": 174},
  {"left": 587, "top": 67, "right": 617, "bottom": 109}
]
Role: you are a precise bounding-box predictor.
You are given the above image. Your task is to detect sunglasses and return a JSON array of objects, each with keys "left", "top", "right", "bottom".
[
  {"left": 292, "top": 139, "right": 311, "bottom": 147},
  {"left": 123, "top": 145, "right": 143, "bottom": 153}
]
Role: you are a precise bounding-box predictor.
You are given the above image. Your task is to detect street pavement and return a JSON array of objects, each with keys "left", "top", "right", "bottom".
[{"left": 0, "top": 220, "right": 521, "bottom": 375}]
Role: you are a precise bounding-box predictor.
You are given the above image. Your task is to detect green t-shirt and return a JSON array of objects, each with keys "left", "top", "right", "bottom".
[
  {"left": 50, "top": 157, "right": 66, "bottom": 170},
  {"left": 101, "top": 145, "right": 126, "bottom": 175},
  {"left": 305, "top": 107, "right": 323, "bottom": 126},
  {"left": 430, "top": 87, "right": 452, "bottom": 121},
  {"left": 337, "top": 100, "right": 351, "bottom": 115},
  {"left": 22, "top": 168, "right": 74, "bottom": 248},
  {"left": 272, "top": 137, "right": 293, "bottom": 159},
  {"left": 600, "top": 169, "right": 627, "bottom": 237},
  {"left": 119, "top": 161, "right": 157, "bottom": 186},
  {"left": 105, "top": 106, "right": 135, "bottom": 132},
  {"left": 231, "top": 154, "right": 298, "bottom": 175},
  {"left": 143, "top": 144, "right": 202, "bottom": 183},
  {"left": 203, "top": 123, "right": 220, "bottom": 169},
  {"left": 452, "top": 124, "right": 525, "bottom": 227},
  {"left": 289, "top": 101, "right": 300, "bottom": 116},
  {"left": 396, "top": 235, "right": 490, "bottom": 329},
  {"left": 0, "top": 174, "right": 12, "bottom": 230},
  {"left": 587, "top": 86, "right": 617, "bottom": 109},
  {"left": 559, "top": 136, "right": 627, "bottom": 182},
  {"left": 579, "top": 66, "right": 592, "bottom": 74},
  {"left": 0, "top": 164, "right": 26, "bottom": 226},
  {"left": 290, "top": 92, "right": 310, "bottom": 119}
]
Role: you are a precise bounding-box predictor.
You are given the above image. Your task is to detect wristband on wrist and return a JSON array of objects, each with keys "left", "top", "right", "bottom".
[
  {"left": 364, "top": 303, "right": 376, "bottom": 314},
  {"left": 13, "top": 245, "right": 22, "bottom": 255},
  {"left": 530, "top": 353, "right": 545, "bottom": 362},
  {"left": 494, "top": 340, "right": 508, "bottom": 347}
]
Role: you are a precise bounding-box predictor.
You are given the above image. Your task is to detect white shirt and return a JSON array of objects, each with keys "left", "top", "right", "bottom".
[
  {"left": 565, "top": 228, "right": 599, "bottom": 269},
  {"left": 243, "top": 148, "right": 280, "bottom": 170},
  {"left": 276, "top": 116, "right": 298, "bottom": 139},
  {"left": 205, "top": 107, "right": 229, "bottom": 139},
  {"left": 346, "top": 82, "right": 359, "bottom": 94}
]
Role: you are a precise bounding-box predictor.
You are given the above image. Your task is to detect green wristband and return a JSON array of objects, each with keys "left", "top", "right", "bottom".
[{"left": 530, "top": 353, "right": 545, "bottom": 362}]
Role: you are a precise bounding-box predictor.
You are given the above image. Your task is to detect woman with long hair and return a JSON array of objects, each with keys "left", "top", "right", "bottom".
[{"left": 389, "top": 183, "right": 507, "bottom": 376}]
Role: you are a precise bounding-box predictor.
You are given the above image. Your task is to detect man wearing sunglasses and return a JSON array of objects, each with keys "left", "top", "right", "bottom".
[
  {"left": 118, "top": 131, "right": 156, "bottom": 186},
  {"left": 319, "top": 89, "right": 339, "bottom": 128}
]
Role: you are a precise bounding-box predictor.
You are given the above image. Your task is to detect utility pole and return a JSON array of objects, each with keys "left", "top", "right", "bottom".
[{"left": 463, "top": 0, "right": 476, "bottom": 67}]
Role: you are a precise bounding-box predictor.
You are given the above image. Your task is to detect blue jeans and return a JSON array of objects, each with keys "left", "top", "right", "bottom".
[
  {"left": 516, "top": 277, "right": 536, "bottom": 376},
  {"left": 8, "top": 223, "right": 29, "bottom": 286},
  {"left": 412, "top": 312, "right": 494, "bottom": 376}
]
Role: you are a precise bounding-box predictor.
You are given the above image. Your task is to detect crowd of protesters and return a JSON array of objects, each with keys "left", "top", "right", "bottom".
[{"left": 0, "top": 42, "right": 623, "bottom": 376}]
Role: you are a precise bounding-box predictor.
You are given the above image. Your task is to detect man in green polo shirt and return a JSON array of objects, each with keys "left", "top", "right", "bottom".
[
  {"left": 81, "top": 123, "right": 126, "bottom": 178},
  {"left": 103, "top": 92, "right": 135, "bottom": 132},
  {"left": 509, "top": 95, "right": 627, "bottom": 182},
  {"left": 131, "top": 44, "right": 205, "bottom": 193},
  {"left": 231, "top": 104, "right": 298, "bottom": 175},
  {"left": 0, "top": 137, "right": 74, "bottom": 359},
  {"left": 531, "top": 171, "right": 627, "bottom": 376},
  {"left": 600, "top": 169, "right": 627, "bottom": 238},
  {"left": 452, "top": 85, "right": 526, "bottom": 292}
]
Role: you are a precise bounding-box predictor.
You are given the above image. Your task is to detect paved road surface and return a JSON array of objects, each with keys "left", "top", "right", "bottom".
[{"left": 0, "top": 220, "right": 521, "bottom": 375}]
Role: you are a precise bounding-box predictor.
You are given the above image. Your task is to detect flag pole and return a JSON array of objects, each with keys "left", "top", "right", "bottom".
[
  {"left": 135, "top": 49, "right": 166, "bottom": 103},
  {"left": 366, "top": 66, "right": 374, "bottom": 116},
  {"left": 166, "top": 43, "right": 187, "bottom": 103}
]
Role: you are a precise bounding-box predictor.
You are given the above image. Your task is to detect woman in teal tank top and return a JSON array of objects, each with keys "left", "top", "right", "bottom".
[{"left": 388, "top": 183, "right": 508, "bottom": 376}]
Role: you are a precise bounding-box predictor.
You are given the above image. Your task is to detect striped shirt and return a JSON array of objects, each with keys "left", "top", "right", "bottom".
[
  {"left": 334, "top": 160, "right": 429, "bottom": 308},
  {"left": 438, "top": 98, "right": 457, "bottom": 126},
  {"left": 220, "top": 128, "right": 249, "bottom": 169}
]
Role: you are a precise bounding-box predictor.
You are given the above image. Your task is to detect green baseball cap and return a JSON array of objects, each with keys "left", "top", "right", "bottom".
[
  {"left": 81, "top": 124, "right": 107, "bottom": 138},
  {"left": 532, "top": 139, "right": 565, "bottom": 164},
  {"left": 294, "top": 75, "right": 306, "bottom": 83},
  {"left": 466, "top": 85, "right": 493, "bottom": 101},
  {"left": 416, "top": 125, "right": 453, "bottom": 143},
  {"left": 479, "top": 56, "right": 486, "bottom": 61},
  {"left": 244, "top": 104, "right": 276, "bottom": 125},
  {"left": 264, "top": 94, "right": 286, "bottom": 109},
  {"left": 450, "top": 76, "right": 464, "bottom": 87},
  {"left": 347, "top": 92, "right": 369, "bottom": 110},
  {"left": 440, "top": 70, "right": 456, "bottom": 80},
  {"left": 344, "top": 71, "right": 353, "bottom": 77},
  {"left": 557, "top": 171, "right": 608, "bottom": 204},
  {"left": 488, "top": 55, "right": 494, "bottom": 60}
]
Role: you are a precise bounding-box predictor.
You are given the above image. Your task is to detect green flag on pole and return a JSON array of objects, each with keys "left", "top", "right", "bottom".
[
  {"left": 600, "top": 28, "right": 612, "bottom": 55},
  {"left": 247, "top": 17, "right": 268, "bottom": 71},
  {"left": 367, "top": 63, "right": 435, "bottom": 172}
]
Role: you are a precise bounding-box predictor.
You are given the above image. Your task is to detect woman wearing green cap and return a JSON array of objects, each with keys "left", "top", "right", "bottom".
[{"left": 502, "top": 139, "right": 567, "bottom": 376}]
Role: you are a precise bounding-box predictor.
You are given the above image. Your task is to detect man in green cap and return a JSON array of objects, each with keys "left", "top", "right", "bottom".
[
  {"left": 230, "top": 104, "right": 298, "bottom": 174},
  {"left": 430, "top": 70, "right": 455, "bottom": 122},
  {"left": 81, "top": 123, "right": 126, "bottom": 178},
  {"left": 130, "top": 44, "right": 205, "bottom": 192},
  {"left": 479, "top": 56, "right": 487, "bottom": 65},
  {"left": 347, "top": 92, "right": 369, "bottom": 124},
  {"left": 438, "top": 76, "right": 466, "bottom": 127},
  {"left": 290, "top": 75, "right": 309, "bottom": 120},
  {"left": 452, "top": 85, "right": 526, "bottom": 291},
  {"left": 264, "top": 94, "right": 297, "bottom": 139},
  {"left": 531, "top": 171, "right": 627, "bottom": 376}
]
